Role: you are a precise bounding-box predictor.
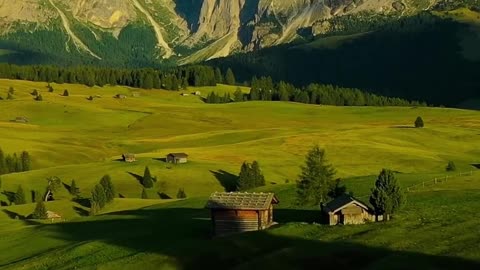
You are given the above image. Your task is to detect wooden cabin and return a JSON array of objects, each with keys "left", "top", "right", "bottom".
[
  {"left": 205, "top": 192, "right": 279, "bottom": 236},
  {"left": 321, "top": 195, "right": 381, "bottom": 225},
  {"left": 115, "top": 94, "right": 127, "bottom": 99},
  {"left": 122, "top": 153, "right": 136, "bottom": 163},
  {"left": 166, "top": 153, "right": 188, "bottom": 164},
  {"left": 14, "top": 116, "right": 29, "bottom": 123},
  {"left": 46, "top": 211, "right": 62, "bottom": 222}
]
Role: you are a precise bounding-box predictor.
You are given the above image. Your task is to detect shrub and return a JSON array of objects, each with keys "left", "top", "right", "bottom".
[
  {"left": 63, "top": 89, "right": 69, "bottom": 97},
  {"left": 176, "top": 188, "right": 187, "bottom": 199},
  {"left": 446, "top": 161, "right": 456, "bottom": 172},
  {"left": 415, "top": 116, "right": 424, "bottom": 128},
  {"left": 14, "top": 185, "right": 26, "bottom": 205},
  {"left": 32, "top": 201, "right": 48, "bottom": 219},
  {"left": 35, "top": 94, "right": 43, "bottom": 101}
]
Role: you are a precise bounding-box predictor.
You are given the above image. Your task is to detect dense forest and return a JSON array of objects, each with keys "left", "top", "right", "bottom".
[{"left": 209, "top": 12, "right": 480, "bottom": 106}]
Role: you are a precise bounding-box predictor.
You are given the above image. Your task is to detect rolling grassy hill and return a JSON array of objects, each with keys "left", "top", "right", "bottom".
[{"left": 0, "top": 79, "right": 479, "bottom": 269}]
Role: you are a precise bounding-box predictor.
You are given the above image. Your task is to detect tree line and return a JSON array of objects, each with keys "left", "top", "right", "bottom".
[
  {"left": 0, "top": 64, "right": 238, "bottom": 91},
  {"left": 205, "top": 76, "right": 425, "bottom": 106},
  {"left": 0, "top": 148, "right": 31, "bottom": 175}
]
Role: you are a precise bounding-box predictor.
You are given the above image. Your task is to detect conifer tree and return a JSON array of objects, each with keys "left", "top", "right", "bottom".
[
  {"left": 238, "top": 162, "right": 253, "bottom": 191},
  {"left": 176, "top": 188, "right": 187, "bottom": 199},
  {"left": 32, "top": 201, "right": 48, "bottom": 219},
  {"left": 31, "top": 89, "right": 39, "bottom": 96},
  {"left": 6, "top": 92, "right": 14, "bottom": 100},
  {"left": 8, "top": 87, "right": 14, "bottom": 94},
  {"left": 45, "top": 176, "right": 61, "bottom": 201},
  {"left": 234, "top": 87, "right": 244, "bottom": 102},
  {"left": 446, "top": 161, "right": 456, "bottom": 172},
  {"left": 63, "top": 89, "right": 69, "bottom": 96},
  {"left": 143, "top": 166, "right": 154, "bottom": 188},
  {"left": 35, "top": 94, "right": 43, "bottom": 101},
  {"left": 225, "top": 68, "right": 236, "bottom": 85},
  {"left": 20, "top": 151, "right": 31, "bottom": 171},
  {"left": 14, "top": 185, "right": 26, "bottom": 205},
  {"left": 89, "top": 201, "right": 99, "bottom": 216},
  {"left": 69, "top": 179, "right": 80, "bottom": 197},
  {"left": 0, "top": 148, "right": 6, "bottom": 174},
  {"left": 92, "top": 184, "right": 107, "bottom": 209},
  {"left": 5, "top": 155, "right": 14, "bottom": 173},
  {"left": 370, "top": 169, "right": 404, "bottom": 220},
  {"left": 100, "top": 175, "right": 116, "bottom": 203},
  {"left": 13, "top": 153, "right": 22, "bottom": 172},
  {"left": 251, "top": 161, "right": 266, "bottom": 187},
  {"left": 215, "top": 68, "right": 223, "bottom": 84},
  {"left": 296, "top": 145, "right": 336, "bottom": 205}
]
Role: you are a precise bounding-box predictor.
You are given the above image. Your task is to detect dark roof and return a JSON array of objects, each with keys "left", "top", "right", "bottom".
[
  {"left": 122, "top": 153, "right": 135, "bottom": 158},
  {"left": 167, "top": 153, "right": 188, "bottom": 158},
  {"left": 205, "top": 192, "right": 279, "bottom": 210},
  {"left": 322, "top": 195, "right": 370, "bottom": 213}
]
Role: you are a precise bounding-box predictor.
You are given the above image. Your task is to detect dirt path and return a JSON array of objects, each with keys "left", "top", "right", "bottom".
[
  {"left": 131, "top": 0, "right": 173, "bottom": 59},
  {"left": 48, "top": 0, "right": 101, "bottom": 60}
]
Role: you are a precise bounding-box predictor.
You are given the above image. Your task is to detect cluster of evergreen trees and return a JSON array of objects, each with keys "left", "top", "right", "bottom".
[
  {"left": 0, "top": 64, "right": 237, "bottom": 91},
  {"left": 90, "top": 175, "right": 116, "bottom": 215},
  {"left": 205, "top": 92, "right": 232, "bottom": 104},
  {"left": 237, "top": 161, "right": 266, "bottom": 191},
  {"left": 0, "top": 148, "right": 31, "bottom": 175}
]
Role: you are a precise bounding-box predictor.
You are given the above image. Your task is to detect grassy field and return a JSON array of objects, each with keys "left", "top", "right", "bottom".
[{"left": 0, "top": 79, "right": 479, "bottom": 269}]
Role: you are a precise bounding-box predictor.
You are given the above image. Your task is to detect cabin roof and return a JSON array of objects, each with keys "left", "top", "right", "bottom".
[
  {"left": 46, "top": 211, "right": 62, "bottom": 219},
  {"left": 122, "top": 153, "right": 135, "bottom": 158},
  {"left": 205, "top": 192, "right": 279, "bottom": 210},
  {"left": 167, "top": 153, "right": 188, "bottom": 158},
  {"left": 322, "top": 195, "right": 371, "bottom": 213}
]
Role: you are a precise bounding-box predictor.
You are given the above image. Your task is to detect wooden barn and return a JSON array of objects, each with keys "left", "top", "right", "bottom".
[
  {"left": 166, "top": 153, "right": 188, "bottom": 164},
  {"left": 321, "top": 195, "right": 380, "bottom": 225},
  {"left": 122, "top": 153, "right": 136, "bottom": 163},
  {"left": 205, "top": 192, "right": 279, "bottom": 236}
]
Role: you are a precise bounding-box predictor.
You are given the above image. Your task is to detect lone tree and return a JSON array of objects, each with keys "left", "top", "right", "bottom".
[
  {"left": 446, "top": 161, "right": 456, "bottom": 172},
  {"left": 142, "top": 166, "right": 154, "bottom": 188},
  {"left": 296, "top": 145, "right": 336, "bottom": 205},
  {"left": 47, "top": 84, "right": 54, "bottom": 92},
  {"left": 63, "top": 89, "right": 69, "bottom": 97},
  {"left": 176, "top": 188, "right": 187, "bottom": 199},
  {"left": 69, "top": 179, "right": 80, "bottom": 197},
  {"left": 415, "top": 116, "right": 424, "bottom": 128},
  {"left": 35, "top": 94, "right": 43, "bottom": 101},
  {"left": 369, "top": 169, "right": 405, "bottom": 221},
  {"left": 32, "top": 201, "right": 48, "bottom": 219},
  {"left": 100, "top": 175, "right": 116, "bottom": 203},
  {"left": 14, "top": 185, "right": 27, "bottom": 205}
]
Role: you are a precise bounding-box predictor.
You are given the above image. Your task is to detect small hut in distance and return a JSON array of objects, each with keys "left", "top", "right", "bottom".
[
  {"left": 14, "top": 116, "right": 29, "bottom": 123},
  {"left": 321, "top": 195, "right": 381, "bottom": 225},
  {"left": 166, "top": 153, "right": 188, "bottom": 164},
  {"left": 205, "top": 192, "right": 279, "bottom": 236},
  {"left": 122, "top": 153, "right": 136, "bottom": 163}
]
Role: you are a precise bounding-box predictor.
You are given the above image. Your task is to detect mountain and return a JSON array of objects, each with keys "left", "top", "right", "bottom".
[{"left": 0, "top": 0, "right": 445, "bottom": 66}]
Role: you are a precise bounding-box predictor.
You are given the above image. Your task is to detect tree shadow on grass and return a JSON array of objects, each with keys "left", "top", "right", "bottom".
[
  {"left": 471, "top": 164, "right": 480, "bottom": 169},
  {"left": 210, "top": 170, "right": 238, "bottom": 192},
  {"left": 73, "top": 206, "right": 89, "bottom": 217},
  {"left": 20, "top": 206, "right": 480, "bottom": 270},
  {"left": 1, "top": 191, "right": 15, "bottom": 205},
  {"left": 153, "top": 158, "right": 167, "bottom": 163},
  {"left": 127, "top": 171, "right": 143, "bottom": 185},
  {"left": 2, "top": 209, "right": 25, "bottom": 219},
  {"left": 390, "top": 125, "right": 416, "bottom": 129},
  {"left": 73, "top": 198, "right": 91, "bottom": 208}
]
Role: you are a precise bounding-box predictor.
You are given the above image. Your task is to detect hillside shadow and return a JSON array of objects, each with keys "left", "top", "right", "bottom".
[
  {"left": 210, "top": 170, "right": 238, "bottom": 192},
  {"left": 73, "top": 198, "right": 91, "bottom": 208},
  {"left": 26, "top": 207, "right": 480, "bottom": 270},
  {"left": 158, "top": 192, "right": 172, "bottom": 199},
  {"left": 127, "top": 171, "right": 143, "bottom": 185},
  {"left": 153, "top": 158, "right": 167, "bottom": 163},
  {"left": 73, "top": 206, "right": 89, "bottom": 217},
  {"left": 390, "top": 125, "right": 416, "bottom": 129},
  {"left": 2, "top": 209, "right": 25, "bottom": 219},
  {"left": 471, "top": 164, "right": 480, "bottom": 169},
  {"left": 1, "top": 191, "right": 15, "bottom": 204},
  {"left": 173, "top": 0, "right": 203, "bottom": 32},
  {"left": 274, "top": 209, "right": 319, "bottom": 223}
]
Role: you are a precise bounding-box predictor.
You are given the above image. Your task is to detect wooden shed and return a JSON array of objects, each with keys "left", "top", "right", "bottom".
[
  {"left": 14, "top": 116, "right": 29, "bottom": 123},
  {"left": 321, "top": 195, "right": 380, "bottom": 225},
  {"left": 46, "top": 211, "right": 62, "bottom": 222},
  {"left": 115, "top": 94, "right": 127, "bottom": 99},
  {"left": 205, "top": 192, "right": 279, "bottom": 236},
  {"left": 166, "top": 153, "right": 188, "bottom": 164},
  {"left": 122, "top": 153, "right": 136, "bottom": 163}
]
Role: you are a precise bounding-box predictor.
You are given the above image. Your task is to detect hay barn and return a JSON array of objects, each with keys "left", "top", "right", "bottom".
[
  {"left": 205, "top": 192, "right": 279, "bottom": 236},
  {"left": 166, "top": 153, "right": 188, "bottom": 164},
  {"left": 122, "top": 153, "right": 136, "bottom": 163},
  {"left": 321, "top": 195, "right": 381, "bottom": 225}
]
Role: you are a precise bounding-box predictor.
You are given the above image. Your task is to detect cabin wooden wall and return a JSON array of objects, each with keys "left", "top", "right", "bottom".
[{"left": 211, "top": 208, "right": 274, "bottom": 236}]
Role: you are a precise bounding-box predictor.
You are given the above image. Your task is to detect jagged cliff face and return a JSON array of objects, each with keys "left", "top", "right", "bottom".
[{"left": 0, "top": 0, "right": 438, "bottom": 63}]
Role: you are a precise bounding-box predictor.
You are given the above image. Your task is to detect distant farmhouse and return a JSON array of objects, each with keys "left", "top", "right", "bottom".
[
  {"left": 321, "top": 195, "right": 382, "bottom": 225},
  {"left": 205, "top": 192, "right": 279, "bottom": 236},
  {"left": 115, "top": 94, "right": 127, "bottom": 99},
  {"left": 14, "top": 116, "right": 29, "bottom": 123},
  {"left": 166, "top": 153, "right": 188, "bottom": 164},
  {"left": 122, "top": 153, "right": 136, "bottom": 163}
]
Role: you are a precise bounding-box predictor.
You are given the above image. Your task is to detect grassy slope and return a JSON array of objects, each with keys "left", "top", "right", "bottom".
[{"left": 0, "top": 79, "right": 479, "bottom": 268}]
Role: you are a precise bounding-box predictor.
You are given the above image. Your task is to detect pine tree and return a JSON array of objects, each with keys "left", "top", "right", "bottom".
[
  {"left": 328, "top": 178, "right": 348, "bottom": 199},
  {"left": 32, "top": 201, "right": 48, "bottom": 219},
  {"left": 215, "top": 68, "right": 223, "bottom": 84},
  {"left": 369, "top": 169, "right": 404, "bottom": 220},
  {"left": 251, "top": 161, "right": 266, "bottom": 187},
  {"left": 296, "top": 145, "right": 336, "bottom": 205},
  {"left": 415, "top": 116, "right": 424, "bottom": 128},
  {"left": 89, "top": 200, "right": 100, "bottom": 216},
  {"left": 92, "top": 184, "right": 107, "bottom": 209},
  {"left": 13, "top": 153, "right": 22, "bottom": 172},
  {"left": 234, "top": 87, "right": 244, "bottom": 102},
  {"left": 0, "top": 148, "right": 6, "bottom": 174},
  {"left": 14, "top": 185, "right": 26, "bottom": 205},
  {"left": 225, "top": 68, "right": 236, "bottom": 85},
  {"left": 176, "top": 188, "right": 187, "bottom": 199},
  {"left": 5, "top": 155, "right": 14, "bottom": 173},
  {"left": 100, "top": 174, "right": 116, "bottom": 203},
  {"left": 6, "top": 92, "right": 14, "bottom": 100},
  {"left": 20, "top": 151, "right": 31, "bottom": 171},
  {"left": 238, "top": 162, "right": 253, "bottom": 191},
  {"left": 47, "top": 84, "right": 54, "bottom": 92},
  {"left": 8, "top": 87, "right": 14, "bottom": 94},
  {"left": 141, "top": 188, "right": 148, "bottom": 199},
  {"left": 69, "top": 179, "right": 80, "bottom": 197},
  {"left": 446, "top": 161, "right": 456, "bottom": 172},
  {"left": 63, "top": 89, "right": 69, "bottom": 96},
  {"left": 31, "top": 89, "right": 39, "bottom": 96},
  {"left": 142, "top": 166, "right": 154, "bottom": 188},
  {"left": 35, "top": 94, "right": 43, "bottom": 101}
]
